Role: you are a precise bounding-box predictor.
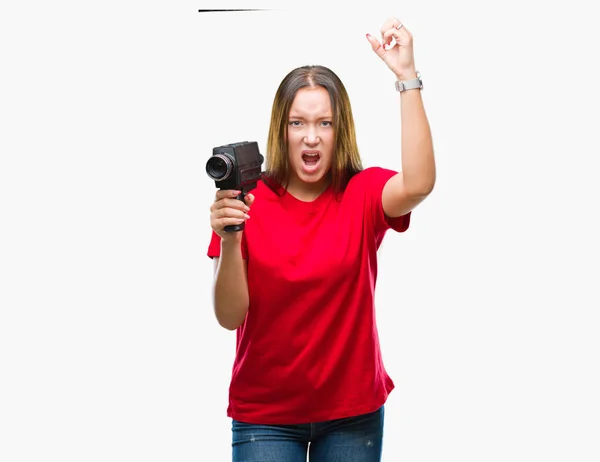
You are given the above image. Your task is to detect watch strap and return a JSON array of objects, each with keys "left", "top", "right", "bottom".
[{"left": 395, "top": 72, "right": 423, "bottom": 92}]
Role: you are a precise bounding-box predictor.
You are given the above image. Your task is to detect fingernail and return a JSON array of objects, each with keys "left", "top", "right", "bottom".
[
  {"left": 244, "top": 214, "right": 250, "bottom": 219},
  {"left": 366, "top": 33, "right": 370, "bottom": 38}
]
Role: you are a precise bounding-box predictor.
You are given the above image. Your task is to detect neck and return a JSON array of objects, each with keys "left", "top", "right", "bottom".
[{"left": 286, "top": 175, "right": 331, "bottom": 202}]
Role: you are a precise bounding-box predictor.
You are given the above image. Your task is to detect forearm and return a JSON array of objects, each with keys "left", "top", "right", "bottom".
[
  {"left": 213, "top": 239, "right": 249, "bottom": 330},
  {"left": 399, "top": 81, "right": 436, "bottom": 195}
]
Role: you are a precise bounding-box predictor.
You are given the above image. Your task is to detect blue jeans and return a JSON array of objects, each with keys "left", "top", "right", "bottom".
[{"left": 231, "top": 406, "right": 384, "bottom": 462}]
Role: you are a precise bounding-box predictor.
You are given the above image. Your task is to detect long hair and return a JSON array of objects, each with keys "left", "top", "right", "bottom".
[{"left": 262, "top": 65, "right": 363, "bottom": 196}]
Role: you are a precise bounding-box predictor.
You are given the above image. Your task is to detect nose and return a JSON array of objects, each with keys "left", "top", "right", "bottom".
[{"left": 303, "top": 126, "right": 320, "bottom": 146}]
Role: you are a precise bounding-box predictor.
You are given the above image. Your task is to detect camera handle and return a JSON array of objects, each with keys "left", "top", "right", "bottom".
[{"left": 224, "top": 192, "right": 246, "bottom": 233}]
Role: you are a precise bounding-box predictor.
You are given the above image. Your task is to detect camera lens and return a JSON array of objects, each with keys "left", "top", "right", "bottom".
[{"left": 206, "top": 154, "right": 233, "bottom": 181}]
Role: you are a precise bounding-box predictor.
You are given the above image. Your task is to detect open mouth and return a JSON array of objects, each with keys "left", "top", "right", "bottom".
[{"left": 302, "top": 152, "right": 321, "bottom": 167}]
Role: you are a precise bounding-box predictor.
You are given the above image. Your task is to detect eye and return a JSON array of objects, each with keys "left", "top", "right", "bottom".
[
  {"left": 321, "top": 121, "right": 332, "bottom": 127},
  {"left": 289, "top": 121, "right": 301, "bottom": 126}
]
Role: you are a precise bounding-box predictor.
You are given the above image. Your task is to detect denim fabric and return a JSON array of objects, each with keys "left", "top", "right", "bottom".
[{"left": 231, "top": 406, "right": 384, "bottom": 462}]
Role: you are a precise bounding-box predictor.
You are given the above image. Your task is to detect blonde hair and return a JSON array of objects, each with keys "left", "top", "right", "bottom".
[{"left": 263, "top": 65, "right": 363, "bottom": 195}]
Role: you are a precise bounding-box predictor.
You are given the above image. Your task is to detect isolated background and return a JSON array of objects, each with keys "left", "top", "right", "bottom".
[{"left": 1, "top": 0, "right": 599, "bottom": 461}]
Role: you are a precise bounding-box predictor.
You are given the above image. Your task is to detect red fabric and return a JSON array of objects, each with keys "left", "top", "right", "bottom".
[{"left": 207, "top": 166, "right": 411, "bottom": 424}]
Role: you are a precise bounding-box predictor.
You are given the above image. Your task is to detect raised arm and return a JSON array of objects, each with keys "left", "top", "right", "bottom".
[{"left": 367, "top": 16, "right": 436, "bottom": 218}]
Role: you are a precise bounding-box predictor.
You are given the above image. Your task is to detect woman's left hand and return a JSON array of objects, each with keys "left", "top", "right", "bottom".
[{"left": 366, "top": 16, "right": 417, "bottom": 80}]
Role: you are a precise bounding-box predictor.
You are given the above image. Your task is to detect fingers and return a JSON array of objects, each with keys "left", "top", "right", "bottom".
[
  {"left": 375, "top": 16, "right": 413, "bottom": 51},
  {"left": 210, "top": 189, "right": 254, "bottom": 235},
  {"left": 211, "top": 197, "right": 249, "bottom": 212},
  {"left": 382, "top": 24, "right": 412, "bottom": 50},
  {"left": 210, "top": 203, "right": 250, "bottom": 234},
  {"left": 214, "top": 189, "right": 241, "bottom": 202},
  {"left": 211, "top": 189, "right": 256, "bottom": 235},
  {"left": 380, "top": 17, "right": 401, "bottom": 37},
  {"left": 368, "top": 16, "right": 413, "bottom": 54},
  {"left": 214, "top": 206, "right": 250, "bottom": 221},
  {"left": 380, "top": 16, "right": 402, "bottom": 48},
  {"left": 213, "top": 190, "right": 254, "bottom": 208},
  {"left": 214, "top": 216, "right": 246, "bottom": 229},
  {"left": 366, "top": 33, "right": 384, "bottom": 57}
]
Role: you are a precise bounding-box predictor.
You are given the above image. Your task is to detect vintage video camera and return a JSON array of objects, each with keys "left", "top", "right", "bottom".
[{"left": 206, "top": 141, "right": 264, "bottom": 233}]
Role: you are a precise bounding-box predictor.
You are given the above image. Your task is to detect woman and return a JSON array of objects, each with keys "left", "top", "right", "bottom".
[{"left": 207, "top": 16, "right": 435, "bottom": 462}]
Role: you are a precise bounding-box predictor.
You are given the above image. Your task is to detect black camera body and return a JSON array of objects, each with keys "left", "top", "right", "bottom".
[{"left": 206, "top": 141, "right": 264, "bottom": 232}]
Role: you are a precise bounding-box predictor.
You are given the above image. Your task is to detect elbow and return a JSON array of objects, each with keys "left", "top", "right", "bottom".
[
  {"left": 217, "top": 318, "right": 242, "bottom": 331},
  {"left": 409, "top": 173, "right": 436, "bottom": 197},
  {"left": 213, "top": 302, "right": 248, "bottom": 331},
  {"left": 420, "top": 181, "right": 435, "bottom": 196}
]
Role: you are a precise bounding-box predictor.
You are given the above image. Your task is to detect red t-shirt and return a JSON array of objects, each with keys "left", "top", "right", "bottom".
[{"left": 207, "top": 166, "right": 411, "bottom": 424}]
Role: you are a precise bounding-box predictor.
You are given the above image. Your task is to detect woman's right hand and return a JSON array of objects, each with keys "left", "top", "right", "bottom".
[{"left": 210, "top": 189, "right": 255, "bottom": 240}]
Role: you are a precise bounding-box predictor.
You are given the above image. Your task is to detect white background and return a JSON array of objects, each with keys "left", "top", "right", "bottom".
[{"left": 1, "top": 0, "right": 599, "bottom": 461}]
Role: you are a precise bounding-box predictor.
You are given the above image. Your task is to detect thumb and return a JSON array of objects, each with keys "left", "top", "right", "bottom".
[
  {"left": 366, "top": 33, "right": 385, "bottom": 57},
  {"left": 244, "top": 193, "right": 255, "bottom": 207}
]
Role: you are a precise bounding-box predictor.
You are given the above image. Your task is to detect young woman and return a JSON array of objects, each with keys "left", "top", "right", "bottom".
[{"left": 207, "top": 16, "right": 435, "bottom": 462}]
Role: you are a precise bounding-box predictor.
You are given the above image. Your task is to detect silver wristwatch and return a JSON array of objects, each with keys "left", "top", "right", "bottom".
[{"left": 395, "top": 71, "right": 423, "bottom": 92}]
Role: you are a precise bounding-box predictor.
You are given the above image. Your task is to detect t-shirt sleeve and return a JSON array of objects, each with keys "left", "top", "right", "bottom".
[
  {"left": 206, "top": 230, "right": 248, "bottom": 260},
  {"left": 364, "top": 167, "right": 411, "bottom": 235}
]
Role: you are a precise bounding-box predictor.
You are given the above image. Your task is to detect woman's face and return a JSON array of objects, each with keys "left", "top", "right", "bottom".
[{"left": 286, "top": 86, "right": 335, "bottom": 192}]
